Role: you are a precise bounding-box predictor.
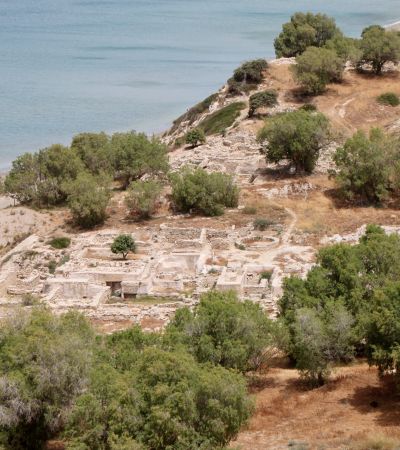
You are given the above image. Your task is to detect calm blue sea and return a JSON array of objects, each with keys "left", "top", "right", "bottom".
[{"left": 0, "top": 0, "right": 399, "bottom": 168}]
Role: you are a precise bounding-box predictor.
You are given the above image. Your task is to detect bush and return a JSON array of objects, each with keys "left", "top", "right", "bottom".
[
  {"left": 232, "top": 59, "right": 268, "bottom": 84},
  {"left": 63, "top": 171, "right": 111, "bottom": 228},
  {"left": 47, "top": 259, "right": 57, "bottom": 274},
  {"left": 185, "top": 128, "right": 206, "bottom": 147},
  {"left": 4, "top": 145, "right": 84, "bottom": 207},
  {"left": 167, "top": 291, "right": 274, "bottom": 372},
  {"left": 274, "top": 12, "right": 342, "bottom": 57},
  {"left": 324, "top": 35, "right": 362, "bottom": 64},
  {"left": 253, "top": 218, "right": 272, "bottom": 231},
  {"left": 279, "top": 225, "right": 400, "bottom": 384},
  {"left": 292, "top": 46, "right": 345, "bottom": 95},
  {"left": 248, "top": 90, "right": 278, "bottom": 117},
  {"left": 258, "top": 110, "right": 330, "bottom": 173},
  {"left": 111, "top": 234, "right": 136, "bottom": 260},
  {"left": 125, "top": 180, "right": 162, "bottom": 219},
  {"left": 377, "top": 92, "right": 400, "bottom": 106},
  {"left": 300, "top": 103, "right": 317, "bottom": 112},
  {"left": 111, "top": 132, "right": 169, "bottom": 189},
  {"left": 198, "top": 102, "right": 246, "bottom": 135},
  {"left": 48, "top": 236, "right": 71, "bottom": 249},
  {"left": 0, "top": 309, "right": 94, "bottom": 449},
  {"left": 332, "top": 128, "right": 400, "bottom": 204},
  {"left": 360, "top": 26, "right": 400, "bottom": 74},
  {"left": 170, "top": 167, "right": 239, "bottom": 216},
  {"left": 71, "top": 132, "right": 112, "bottom": 175}
]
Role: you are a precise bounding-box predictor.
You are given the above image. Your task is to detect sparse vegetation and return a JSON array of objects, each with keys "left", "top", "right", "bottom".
[
  {"left": 242, "top": 206, "right": 257, "bottom": 215},
  {"left": 48, "top": 236, "right": 71, "bottom": 249},
  {"left": 248, "top": 90, "right": 278, "bottom": 117},
  {"left": 198, "top": 102, "right": 246, "bottom": 135},
  {"left": 111, "top": 234, "right": 136, "bottom": 259},
  {"left": 258, "top": 110, "right": 330, "bottom": 173},
  {"left": 253, "top": 218, "right": 272, "bottom": 231},
  {"left": 170, "top": 167, "right": 239, "bottom": 216},
  {"left": 377, "top": 92, "right": 400, "bottom": 106}
]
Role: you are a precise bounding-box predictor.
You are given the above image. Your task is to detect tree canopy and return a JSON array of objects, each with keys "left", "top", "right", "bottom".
[
  {"left": 170, "top": 167, "right": 239, "bottom": 216},
  {"left": 359, "top": 26, "right": 400, "bottom": 74},
  {"left": 274, "top": 12, "right": 341, "bottom": 58},
  {"left": 292, "top": 46, "right": 345, "bottom": 95},
  {"left": 257, "top": 110, "right": 330, "bottom": 173}
]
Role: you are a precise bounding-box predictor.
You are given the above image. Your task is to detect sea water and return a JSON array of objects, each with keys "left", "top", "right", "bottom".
[{"left": 0, "top": 0, "right": 399, "bottom": 168}]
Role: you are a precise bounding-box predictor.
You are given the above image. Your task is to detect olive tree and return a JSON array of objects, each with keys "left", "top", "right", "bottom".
[
  {"left": 332, "top": 128, "right": 400, "bottom": 204},
  {"left": 257, "top": 110, "right": 330, "bottom": 173},
  {"left": 359, "top": 26, "right": 400, "bottom": 74},
  {"left": 111, "top": 234, "right": 136, "bottom": 260},
  {"left": 63, "top": 171, "right": 111, "bottom": 228},
  {"left": 274, "top": 12, "right": 342, "bottom": 57},
  {"left": 292, "top": 46, "right": 345, "bottom": 95},
  {"left": 185, "top": 128, "right": 206, "bottom": 148},
  {"left": 167, "top": 291, "right": 274, "bottom": 372},
  {"left": 170, "top": 167, "right": 239, "bottom": 216},
  {"left": 111, "top": 132, "right": 169, "bottom": 189}
]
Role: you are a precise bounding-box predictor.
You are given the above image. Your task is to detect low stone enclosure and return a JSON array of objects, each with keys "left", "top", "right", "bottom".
[{"left": 0, "top": 220, "right": 317, "bottom": 326}]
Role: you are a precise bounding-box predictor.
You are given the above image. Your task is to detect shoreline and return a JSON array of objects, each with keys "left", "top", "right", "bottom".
[{"left": 2, "top": 18, "right": 400, "bottom": 175}]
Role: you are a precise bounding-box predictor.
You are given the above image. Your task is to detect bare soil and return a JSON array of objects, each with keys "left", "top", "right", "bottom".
[{"left": 232, "top": 362, "right": 400, "bottom": 449}]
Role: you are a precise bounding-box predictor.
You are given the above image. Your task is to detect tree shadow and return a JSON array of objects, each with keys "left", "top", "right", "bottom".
[{"left": 348, "top": 376, "right": 400, "bottom": 427}]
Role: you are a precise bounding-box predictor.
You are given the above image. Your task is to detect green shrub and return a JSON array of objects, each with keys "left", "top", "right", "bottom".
[
  {"left": 279, "top": 225, "right": 400, "bottom": 385},
  {"left": 63, "top": 172, "right": 111, "bottom": 228},
  {"left": 377, "top": 92, "right": 400, "bottom": 106},
  {"left": 360, "top": 26, "right": 400, "bottom": 74},
  {"left": 274, "top": 12, "right": 342, "bottom": 57},
  {"left": 170, "top": 167, "right": 239, "bottom": 216},
  {"left": 233, "top": 59, "right": 268, "bottom": 84},
  {"left": 111, "top": 234, "right": 136, "bottom": 260},
  {"left": 71, "top": 132, "right": 112, "bottom": 175},
  {"left": 259, "top": 271, "right": 273, "bottom": 283},
  {"left": 249, "top": 90, "right": 278, "bottom": 117},
  {"left": 292, "top": 46, "right": 345, "bottom": 95},
  {"left": 125, "top": 180, "right": 162, "bottom": 219},
  {"left": 235, "top": 242, "right": 246, "bottom": 250},
  {"left": 4, "top": 145, "right": 84, "bottom": 207},
  {"left": 111, "top": 132, "right": 169, "bottom": 189},
  {"left": 258, "top": 110, "right": 330, "bottom": 173},
  {"left": 300, "top": 103, "right": 317, "bottom": 112},
  {"left": 167, "top": 290, "right": 274, "bottom": 372},
  {"left": 253, "top": 218, "right": 272, "bottom": 231},
  {"left": 48, "top": 259, "right": 57, "bottom": 274},
  {"left": 0, "top": 309, "right": 94, "bottom": 448},
  {"left": 48, "top": 237, "right": 71, "bottom": 249},
  {"left": 227, "top": 59, "right": 268, "bottom": 96},
  {"left": 185, "top": 128, "right": 206, "bottom": 147},
  {"left": 332, "top": 128, "right": 400, "bottom": 204},
  {"left": 198, "top": 102, "right": 246, "bottom": 136}
]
